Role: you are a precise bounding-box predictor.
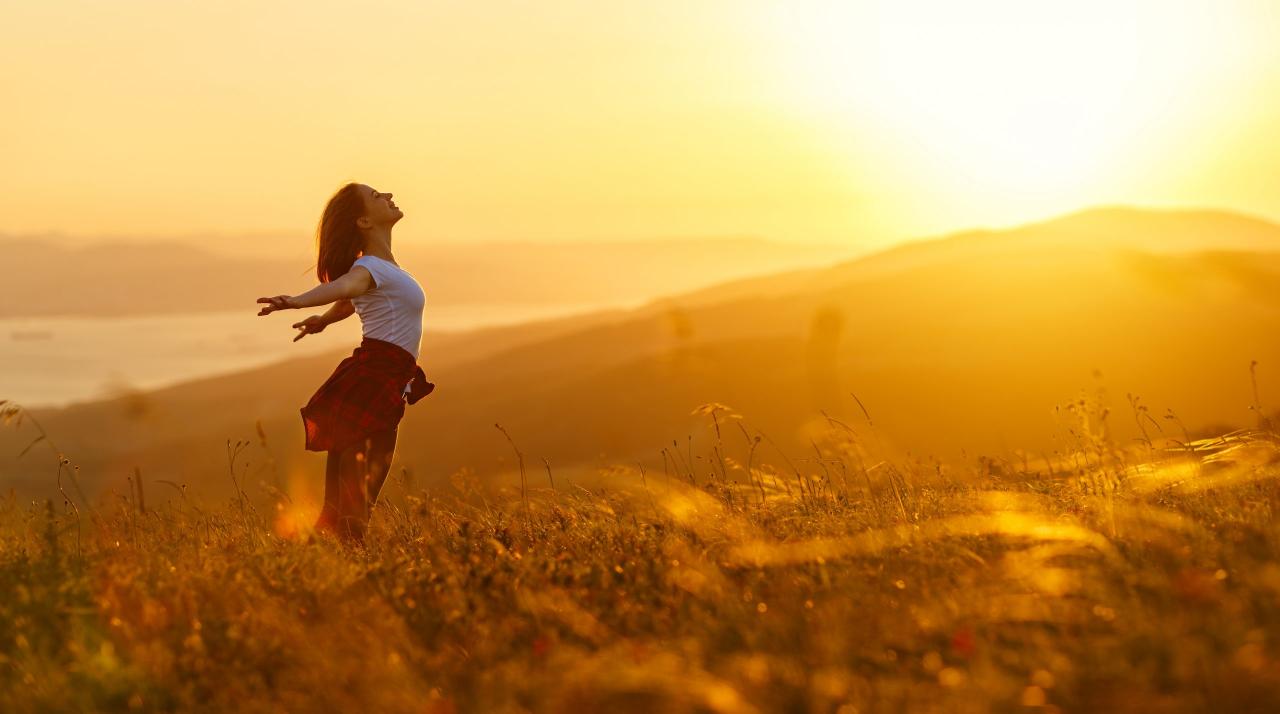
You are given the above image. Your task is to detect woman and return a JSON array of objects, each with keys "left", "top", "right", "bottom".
[{"left": 257, "top": 182, "right": 434, "bottom": 544}]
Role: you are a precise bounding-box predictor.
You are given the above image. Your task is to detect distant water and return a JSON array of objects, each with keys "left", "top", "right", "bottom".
[{"left": 1, "top": 302, "right": 635, "bottom": 409}]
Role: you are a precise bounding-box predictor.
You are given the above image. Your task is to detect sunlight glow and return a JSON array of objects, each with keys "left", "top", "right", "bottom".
[
  {"left": 763, "top": 0, "right": 1262, "bottom": 206},
  {"left": 2, "top": 1, "right": 1279, "bottom": 243}
]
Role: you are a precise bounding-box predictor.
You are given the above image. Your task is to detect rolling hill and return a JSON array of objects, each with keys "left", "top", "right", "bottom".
[{"left": 3, "top": 206, "right": 1278, "bottom": 504}]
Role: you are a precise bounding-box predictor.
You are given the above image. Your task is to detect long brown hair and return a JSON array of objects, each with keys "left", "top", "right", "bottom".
[{"left": 314, "top": 182, "right": 366, "bottom": 283}]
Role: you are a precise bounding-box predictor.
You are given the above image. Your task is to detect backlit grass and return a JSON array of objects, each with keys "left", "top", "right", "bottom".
[{"left": 2, "top": 399, "right": 1279, "bottom": 712}]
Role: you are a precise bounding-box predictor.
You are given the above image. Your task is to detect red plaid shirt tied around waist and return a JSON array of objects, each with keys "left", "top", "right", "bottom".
[{"left": 300, "top": 337, "right": 434, "bottom": 453}]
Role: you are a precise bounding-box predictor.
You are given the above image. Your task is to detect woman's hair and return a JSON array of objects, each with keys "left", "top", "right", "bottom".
[{"left": 314, "top": 182, "right": 366, "bottom": 283}]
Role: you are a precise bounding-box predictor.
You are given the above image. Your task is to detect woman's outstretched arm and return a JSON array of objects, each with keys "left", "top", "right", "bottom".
[
  {"left": 289, "top": 299, "right": 355, "bottom": 342},
  {"left": 258, "top": 266, "right": 373, "bottom": 315},
  {"left": 321, "top": 298, "right": 356, "bottom": 324}
]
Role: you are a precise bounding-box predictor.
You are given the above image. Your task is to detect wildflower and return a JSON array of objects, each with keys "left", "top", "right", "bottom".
[
  {"left": 950, "top": 627, "right": 976, "bottom": 658},
  {"left": 532, "top": 636, "right": 551, "bottom": 658}
]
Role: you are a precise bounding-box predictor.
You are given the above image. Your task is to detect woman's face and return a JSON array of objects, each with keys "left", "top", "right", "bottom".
[{"left": 358, "top": 184, "right": 403, "bottom": 228}]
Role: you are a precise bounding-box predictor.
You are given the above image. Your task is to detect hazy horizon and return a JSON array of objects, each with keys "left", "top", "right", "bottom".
[
  {"left": 6, "top": 201, "right": 1278, "bottom": 265},
  {"left": 0, "top": 226, "right": 864, "bottom": 261}
]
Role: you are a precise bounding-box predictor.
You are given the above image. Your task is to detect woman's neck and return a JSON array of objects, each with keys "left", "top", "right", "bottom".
[{"left": 361, "top": 229, "right": 396, "bottom": 263}]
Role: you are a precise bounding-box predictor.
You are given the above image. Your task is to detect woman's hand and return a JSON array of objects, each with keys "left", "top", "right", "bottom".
[
  {"left": 291, "top": 315, "right": 327, "bottom": 342},
  {"left": 256, "top": 295, "right": 297, "bottom": 316}
]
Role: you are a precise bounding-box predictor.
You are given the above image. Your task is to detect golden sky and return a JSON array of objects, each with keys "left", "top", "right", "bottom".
[{"left": 3, "top": 0, "right": 1279, "bottom": 254}]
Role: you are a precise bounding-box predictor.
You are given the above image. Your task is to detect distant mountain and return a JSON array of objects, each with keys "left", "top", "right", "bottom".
[
  {"left": 0, "top": 234, "right": 859, "bottom": 318},
  {"left": 1026, "top": 205, "right": 1280, "bottom": 252},
  {"left": 3, "top": 206, "right": 1278, "bottom": 502},
  {"left": 646, "top": 206, "right": 1280, "bottom": 310}
]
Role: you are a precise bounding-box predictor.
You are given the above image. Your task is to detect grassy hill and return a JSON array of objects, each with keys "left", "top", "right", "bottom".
[{"left": 2, "top": 402, "right": 1278, "bottom": 712}]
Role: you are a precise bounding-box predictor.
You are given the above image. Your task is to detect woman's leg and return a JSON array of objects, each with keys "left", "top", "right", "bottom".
[
  {"left": 362, "top": 426, "right": 399, "bottom": 514},
  {"left": 314, "top": 449, "right": 344, "bottom": 534},
  {"left": 332, "top": 427, "right": 399, "bottom": 542}
]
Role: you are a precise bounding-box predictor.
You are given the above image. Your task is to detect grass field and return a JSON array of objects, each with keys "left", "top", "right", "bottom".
[{"left": 2, "top": 399, "right": 1279, "bottom": 713}]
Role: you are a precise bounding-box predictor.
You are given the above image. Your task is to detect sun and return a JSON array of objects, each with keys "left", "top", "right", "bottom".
[{"left": 760, "top": 1, "right": 1245, "bottom": 198}]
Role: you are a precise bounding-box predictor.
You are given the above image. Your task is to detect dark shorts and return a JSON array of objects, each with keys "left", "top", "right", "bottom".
[{"left": 300, "top": 337, "right": 430, "bottom": 453}]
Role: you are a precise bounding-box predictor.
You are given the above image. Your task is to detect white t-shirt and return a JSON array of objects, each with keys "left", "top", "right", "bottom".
[{"left": 349, "top": 255, "right": 426, "bottom": 360}]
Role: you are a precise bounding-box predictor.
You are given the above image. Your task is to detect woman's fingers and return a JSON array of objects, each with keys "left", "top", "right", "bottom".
[
  {"left": 256, "top": 295, "right": 290, "bottom": 316},
  {"left": 291, "top": 316, "right": 323, "bottom": 341}
]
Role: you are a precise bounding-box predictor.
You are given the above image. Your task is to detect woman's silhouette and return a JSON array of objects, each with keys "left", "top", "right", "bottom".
[{"left": 257, "top": 182, "right": 433, "bottom": 544}]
